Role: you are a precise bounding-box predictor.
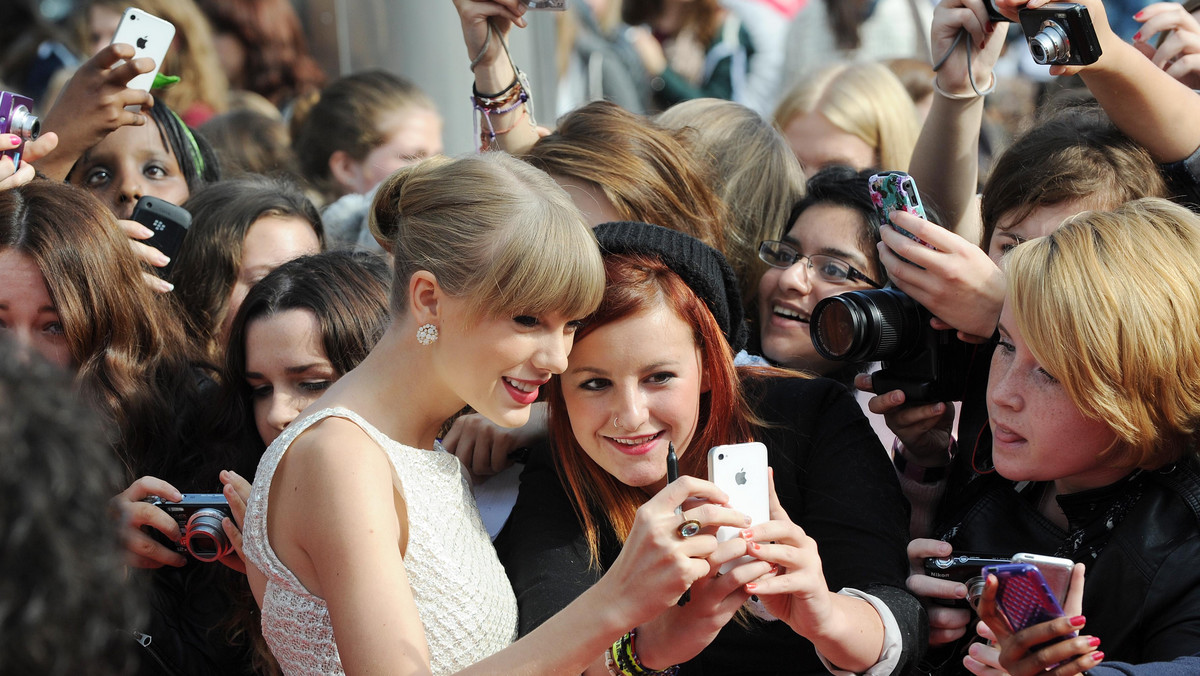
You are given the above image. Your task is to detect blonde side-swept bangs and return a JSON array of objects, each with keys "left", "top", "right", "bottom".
[
  {"left": 1006, "top": 198, "right": 1200, "bottom": 469},
  {"left": 374, "top": 152, "right": 604, "bottom": 322}
]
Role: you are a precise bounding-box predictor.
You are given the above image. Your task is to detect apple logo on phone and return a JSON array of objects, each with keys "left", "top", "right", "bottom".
[
  {"left": 734, "top": 468, "right": 747, "bottom": 485},
  {"left": 136, "top": 36, "right": 148, "bottom": 49}
]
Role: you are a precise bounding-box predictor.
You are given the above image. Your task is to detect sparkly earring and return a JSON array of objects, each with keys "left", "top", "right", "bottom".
[{"left": 416, "top": 323, "right": 439, "bottom": 346}]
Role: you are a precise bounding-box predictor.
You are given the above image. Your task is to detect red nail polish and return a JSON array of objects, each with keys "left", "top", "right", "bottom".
[
  {"left": 741, "top": 529, "right": 754, "bottom": 539},
  {"left": 1070, "top": 615, "right": 1086, "bottom": 627},
  {"left": 1135, "top": 10, "right": 1144, "bottom": 19},
  {"left": 7, "top": 134, "right": 19, "bottom": 145},
  {"left": 744, "top": 582, "right": 757, "bottom": 592},
  {"left": 1092, "top": 652, "right": 1105, "bottom": 662},
  {"left": 1088, "top": 636, "right": 1101, "bottom": 648},
  {"left": 1133, "top": 31, "right": 1142, "bottom": 41},
  {"left": 751, "top": 541, "right": 761, "bottom": 550}
]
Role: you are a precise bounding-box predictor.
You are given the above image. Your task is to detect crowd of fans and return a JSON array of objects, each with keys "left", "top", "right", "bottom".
[{"left": 3, "top": 0, "right": 1200, "bottom": 675}]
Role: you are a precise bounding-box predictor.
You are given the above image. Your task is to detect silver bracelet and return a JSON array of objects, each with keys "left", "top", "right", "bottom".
[{"left": 932, "top": 72, "right": 996, "bottom": 100}]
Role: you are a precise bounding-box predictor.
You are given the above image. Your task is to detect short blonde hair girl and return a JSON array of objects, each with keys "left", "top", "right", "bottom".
[
  {"left": 371, "top": 152, "right": 605, "bottom": 323},
  {"left": 1006, "top": 198, "right": 1200, "bottom": 469},
  {"left": 773, "top": 61, "right": 920, "bottom": 172}
]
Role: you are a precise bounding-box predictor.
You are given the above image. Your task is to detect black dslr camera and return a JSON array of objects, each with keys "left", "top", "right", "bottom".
[
  {"left": 148, "top": 494, "right": 233, "bottom": 562},
  {"left": 809, "top": 287, "right": 974, "bottom": 403}
]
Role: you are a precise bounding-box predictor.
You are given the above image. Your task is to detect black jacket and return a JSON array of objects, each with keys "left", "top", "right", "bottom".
[
  {"left": 925, "top": 454, "right": 1200, "bottom": 672},
  {"left": 495, "top": 375, "right": 927, "bottom": 675}
]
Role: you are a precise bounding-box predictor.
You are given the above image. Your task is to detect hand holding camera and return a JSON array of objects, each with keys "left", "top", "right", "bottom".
[
  {"left": 146, "top": 493, "right": 235, "bottom": 563},
  {"left": 112, "top": 475, "right": 189, "bottom": 569},
  {"left": 930, "top": 0, "right": 1008, "bottom": 97},
  {"left": 907, "top": 538, "right": 976, "bottom": 645}
]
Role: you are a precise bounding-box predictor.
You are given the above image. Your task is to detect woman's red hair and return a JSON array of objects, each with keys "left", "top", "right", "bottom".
[{"left": 546, "top": 252, "right": 778, "bottom": 563}]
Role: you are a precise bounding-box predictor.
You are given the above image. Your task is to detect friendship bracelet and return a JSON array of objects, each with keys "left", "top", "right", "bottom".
[
  {"left": 468, "top": 14, "right": 537, "bottom": 154},
  {"left": 478, "top": 104, "right": 528, "bottom": 151},
  {"left": 605, "top": 629, "right": 680, "bottom": 676},
  {"left": 473, "top": 77, "right": 519, "bottom": 105},
  {"left": 474, "top": 88, "right": 529, "bottom": 152}
]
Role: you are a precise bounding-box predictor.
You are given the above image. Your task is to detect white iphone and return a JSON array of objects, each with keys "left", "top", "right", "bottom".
[
  {"left": 1011, "top": 552, "right": 1075, "bottom": 603},
  {"left": 708, "top": 442, "right": 770, "bottom": 575},
  {"left": 110, "top": 7, "right": 176, "bottom": 97}
]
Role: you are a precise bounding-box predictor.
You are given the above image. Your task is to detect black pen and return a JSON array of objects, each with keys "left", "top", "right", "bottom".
[{"left": 667, "top": 442, "right": 691, "bottom": 606}]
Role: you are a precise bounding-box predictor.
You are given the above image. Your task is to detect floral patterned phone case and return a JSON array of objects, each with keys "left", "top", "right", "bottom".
[{"left": 868, "top": 170, "right": 930, "bottom": 246}]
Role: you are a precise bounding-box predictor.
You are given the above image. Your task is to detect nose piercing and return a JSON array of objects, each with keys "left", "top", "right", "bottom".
[{"left": 613, "top": 415, "right": 621, "bottom": 429}]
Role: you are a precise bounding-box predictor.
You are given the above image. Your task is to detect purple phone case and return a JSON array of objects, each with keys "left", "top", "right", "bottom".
[{"left": 984, "top": 563, "right": 1067, "bottom": 632}]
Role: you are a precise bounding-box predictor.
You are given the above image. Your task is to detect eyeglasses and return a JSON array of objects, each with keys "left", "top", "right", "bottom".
[{"left": 757, "top": 240, "right": 883, "bottom": 288}]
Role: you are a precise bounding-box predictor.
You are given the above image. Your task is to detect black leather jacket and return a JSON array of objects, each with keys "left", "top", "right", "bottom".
[{"left": 923, "top": 455, "right": 1200, "bottom": 673}]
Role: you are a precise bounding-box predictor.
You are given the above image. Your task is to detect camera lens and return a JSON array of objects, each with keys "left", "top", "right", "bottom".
[
  {"left": 810, "top": 288, "right": 928, "bottom": 363},
  {"left": 10, "top": 105, "right": 39, "bottom": 142},
  {"left": 966, "top": 576, "right": 987, "bottom": 612},
  {"left": 183, "top": 508, "right": 232, "bottom": 562},
  {"left": 1029, "top": 20, "right": 1070, "bottom": 64}
]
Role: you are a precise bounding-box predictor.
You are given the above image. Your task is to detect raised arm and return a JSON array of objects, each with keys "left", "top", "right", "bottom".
[
  {"left": 34, "top": 43, "right": 155, "bottom": 181},
  {"left": 453, "top": 0, "right": 541, "bottom": 155},
  {"left": 908, "top": 0, "right": 1006, "bottom": 245},
  {"left": 1001, "top": 0, "right": 1200, "bottom": 163}
]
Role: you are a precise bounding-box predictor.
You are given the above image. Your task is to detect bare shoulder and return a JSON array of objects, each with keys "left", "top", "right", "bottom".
[
  {"left": 274, "top": 416, "right": 400, "bottom": 516},
  {"left": 285, "top": 417, "right": 390, "bottom": 477}
]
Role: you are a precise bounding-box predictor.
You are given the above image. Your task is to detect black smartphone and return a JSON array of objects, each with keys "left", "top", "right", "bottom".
[{"left": 131, "top": 196, "right": 191, "bottom": 278}]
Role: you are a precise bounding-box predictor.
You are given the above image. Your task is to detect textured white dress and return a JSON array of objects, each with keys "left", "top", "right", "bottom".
[{"left": 243, "top": 407, "right": 518, "bottom": 675}]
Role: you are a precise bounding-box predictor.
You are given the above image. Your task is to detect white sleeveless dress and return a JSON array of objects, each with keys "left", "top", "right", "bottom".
[{"left": 243, "top": 407, "right": 518, "bottom": 675}]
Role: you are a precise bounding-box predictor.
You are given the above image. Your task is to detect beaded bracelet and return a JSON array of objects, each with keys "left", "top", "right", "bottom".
[
  {"left": 470, "top": 18, "right": 537, "bottom": 152},
  {"left": 605, "top": 628, "right": 680, "bottom": 676}
]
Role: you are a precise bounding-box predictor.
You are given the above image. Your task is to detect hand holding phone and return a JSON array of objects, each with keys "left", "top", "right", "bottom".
[
  {"left": 109, "top": 8, "right": 176, "bottom": 100},
  {"left": 982, "top": 563, "right": 1074, "bottom": 645},
  {"left": 131, "top": 196, "right": 191, "bottom": 278},
  {"left": 868, "top": 171, "right": 931, "bottom": 245},
  {"left": 709, "top": 442, "right": 769, "bottom": 575}
]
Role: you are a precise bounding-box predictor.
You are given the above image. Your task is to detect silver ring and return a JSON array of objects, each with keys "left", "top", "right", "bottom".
[{"left": 677, "top": 519, "right": 702, "bottom": 538}]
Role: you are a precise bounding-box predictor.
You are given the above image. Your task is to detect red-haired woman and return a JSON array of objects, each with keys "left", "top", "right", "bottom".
[{"left": 495, "top": 222, "right": 925, "bottom": 675}]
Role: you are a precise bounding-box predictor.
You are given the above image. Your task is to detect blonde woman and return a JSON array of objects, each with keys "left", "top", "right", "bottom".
[
  {"left": 909, "top": 198, "right": 1200, "bottom": 672},
  {"left": 239, "top": 153, "right": 752, "bottom": 674},
  {"left": 773, "top": 61, "right": 920, "bottom": 174}
]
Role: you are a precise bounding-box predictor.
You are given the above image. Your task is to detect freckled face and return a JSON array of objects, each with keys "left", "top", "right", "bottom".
[
  {"left": 561, "top": 303, "right": 706, "bottom": 492},
  {"left": 987, "top": 302, "right": 1125, "bottom": 494}
]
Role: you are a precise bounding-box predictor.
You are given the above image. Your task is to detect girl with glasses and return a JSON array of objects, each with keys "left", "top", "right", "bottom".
[{"left": 753, "top": 165, "right": 888, "bottom": 384}]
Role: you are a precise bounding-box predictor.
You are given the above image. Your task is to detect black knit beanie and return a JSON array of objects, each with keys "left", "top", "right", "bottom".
[{"left": 593, "top": 221, "right": 748, "bottom": 353}]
